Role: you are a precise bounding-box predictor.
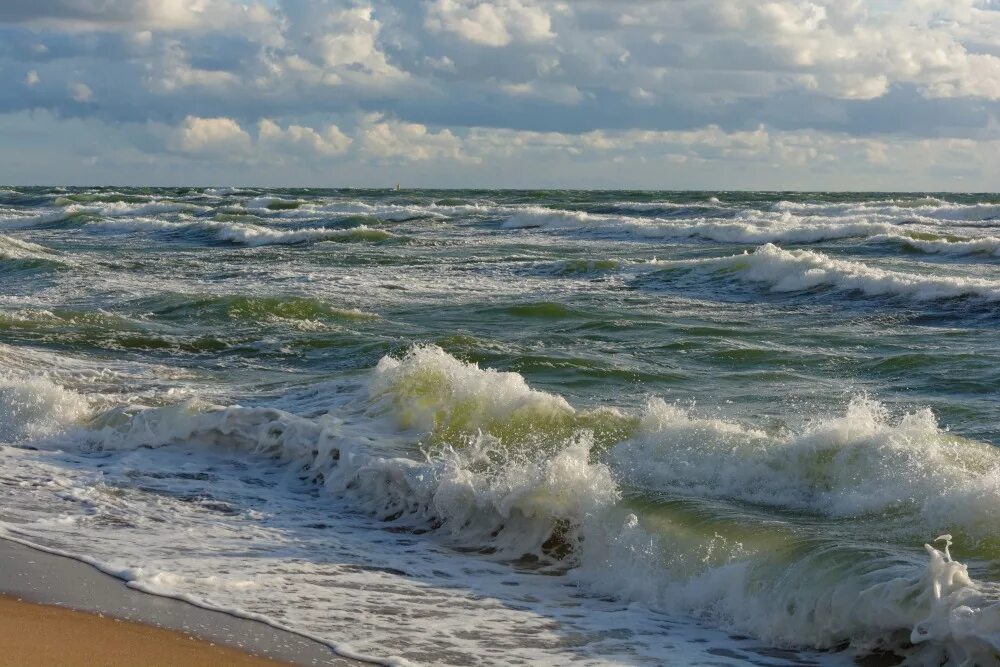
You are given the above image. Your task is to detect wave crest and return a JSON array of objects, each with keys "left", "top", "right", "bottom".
[{"left": 700, "top": 243, "right": 1000, "bottom": 302}]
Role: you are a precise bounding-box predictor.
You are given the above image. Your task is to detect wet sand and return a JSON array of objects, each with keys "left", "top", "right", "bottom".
[
  {"left": 0, "top": 595, "right": 287, "bottom": 666},
  {"left": 0, "top": 537, "right": 360, "bottom": 666}
]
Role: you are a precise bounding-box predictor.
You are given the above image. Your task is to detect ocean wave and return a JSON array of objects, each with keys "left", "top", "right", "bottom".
[
  {"left": 503, "top": 208, "right": 900, "bottom": 244},
  {"left": 204, "top": 187, "right": 257, "bottom": 196},
  {"left": 210, "top": 222, "right": 394, "bottom": 246},
  {"left": 677, "top": 243, "right": 1000, "bottom": 301},
  {"left": 0, "top": 234, "right": 67, "bottom": 272},
  {"left": 86, "top": 346, "right": 629, "bottom": 559},
  {"left": 139, "top": 294, "right": 378, "bottom": 324},
  {"left": 3, "top": 201, "right": 205, "bottom": 230},
  {"left": 0, "top": 208, "right": 94, "bottom": 229},
  {"left": 313, "top": 201, "right": 451, "bottom": 222},
  {"left": 238, "top": 199, "right": 452, "bottom": 223},
  {"left": 86, "top": 218, "right": 395, "bottom": 246},
  {"left": 0, "top": 234, "right": 61, "bottom": 262},
  {"left": 52, "top": 192, "right": 148, "bottom": 206},
  {"left": 81, "top": 346, "right": 1000, "bottom": 550},
  {"left": 613, "top": 396, "right": 1000, "bottom": 538},
  {"left": 0, "top": 375, "right": 89, "bottom": 442},
  {"left": 566, "top": 201, "right": 729, "bottom": 218},
  {"left": 243, "top": 196, "right": 306, "bottom": 211},
  {"left": 543, "top": 258, "right": 623, "bottom": 276},
  {"left": 774, "top": 199, "right": 1000, "bottom": 223},
  {"left": 49, "top": 200, "right": 208, "bottom": 217},
  {"left": 876, "top": 234, "right": 1000, "bottom": 257},
  {"left": 59, "top": 345, "right": 1000, "bottom": 663},
  {"left": 580, "top": 523, "right": 1000, "bottom": 665}
]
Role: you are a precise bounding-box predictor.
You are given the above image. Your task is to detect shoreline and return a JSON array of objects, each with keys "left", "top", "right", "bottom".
[
  {"left": 0, "top": 595, "right": 288, "bottom": 666},
  {"left": 0, "top": 536, "right": 359, "bottom": 666}
]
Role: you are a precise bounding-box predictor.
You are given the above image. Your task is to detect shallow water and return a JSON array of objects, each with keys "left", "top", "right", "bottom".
[{"left": 2, "top": 187, "right": 1000, "bottom": 665}]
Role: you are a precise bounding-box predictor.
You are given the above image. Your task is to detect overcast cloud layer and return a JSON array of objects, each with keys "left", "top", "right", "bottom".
[{"left": 1, "top": 0, "right": 999, "bottom": 189}]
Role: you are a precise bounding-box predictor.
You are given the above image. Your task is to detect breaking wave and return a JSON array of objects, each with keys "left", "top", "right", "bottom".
[
  {"left": 503, "top": 208, "right": 900, "bottom": 244},
  {"left": 47, "top": 345, "right": 1000, "bottom": 664},
  {"left": 0, "top": 375, "right": 89, "bottom": 442},
  {"left": 667, "top": 243, "right": 1000, "bottom": 302},
  {"left": 0, "top": 234, "right": 67, "bottom": 271},
  {"left": 878, "top": 234, "right": 1000, "bottom": 258},
  {"left": 86, "top": 218, "right": 395, "bottom": 246}
]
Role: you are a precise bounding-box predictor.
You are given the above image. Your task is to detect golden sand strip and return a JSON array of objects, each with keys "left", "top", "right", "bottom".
[{"left": 0, "top": 595, "right": 289, "bottom": 666}]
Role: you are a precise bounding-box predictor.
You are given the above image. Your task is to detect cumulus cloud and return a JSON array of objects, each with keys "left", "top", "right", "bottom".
[
  {"left": 425, "top": 0, "right": 554, "bottom": 47},
  {"left": 612, "top": 0, "right": 1000, "bottom": 101},
  {"left": 0, "top": 0, "right": 274, "bottom": 32},
  {"left": 1, "top": 0, "right": 1000, "bottom": 186},
  {"left": 258, "top": 119, "right": 352, "bottom": 156},
  {"left": 265, "top": 3, "right": 407, "bottom": 87},
  {"left": 151, "top": 41, "right": 240, "bottom": 92},
  {"left": 360, "top": 114, "right": 470, "bottom": 162},
  {"left": 176, "top": 115, "right": 252, "bottom": 155},
  {"left": 68, "top": 81, "right": 93, "bottom": 102}
]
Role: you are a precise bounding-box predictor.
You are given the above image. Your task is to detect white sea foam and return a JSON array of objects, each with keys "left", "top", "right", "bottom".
[
  {"left": 313, "top": 201, "right": 450, "bottom": 222},
  {"left": 5, "top": 348, "right": 1000, "bottom": 664},
  {"left": 0, "top": 208, "right": 88, "bottom": 229},
  {"left": 88, "top": 346, "right": 621, "bottom": 558},
  {"left": 0, "top": 234, "right": 61, "bottom": 262},
  {"left": 94, "top": 201, "right": 207, "bottom": 217},
  {"left": 774, "top": 199, "right": 1000, "bottom": 223},
  {"left": 503, "top": 207, "right": 901, "bottom": 244},
  {"left": 84, "top": 217, "right": 393, "bottom": 246},
  {"left": 0, "top": 375, "right": 89, "bottom": 442},
  {"left": 210, "top": 222, "right": 393, "bottom": 245},
  {"left": 693, "top": 243, "right": 1000, "bottom": 301},
  {"left": 876, "top": 234, "right": 1000, "bottom": 257},
  {"left": 579, "top": 521, "right": 1000, "bottom": 665},
  {"left": 612, "top": 396, "right": 1000, "bottom": 539}
]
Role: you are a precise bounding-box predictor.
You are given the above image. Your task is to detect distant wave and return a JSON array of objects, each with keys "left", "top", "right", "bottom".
[
  {"left": 0, "top": 234, "right": 66, "bottom": 271},
  {"left": 503, "top": 207, "right": 900, "bottom": 244},
  {"left": 0, "top": 234, "right": 61, "bottom": 261},
  {"left": 875, "top": 234, "right": 1000, "bottom": 257},
  {"left": 86, "top": 218, "right": 396, "bottom": 246},
  {"left": 668, "top": 243, "right": 1000, "bottom": 301},
  {"left": 773, "top": 199, "right": 1000, "bottom": 223}
]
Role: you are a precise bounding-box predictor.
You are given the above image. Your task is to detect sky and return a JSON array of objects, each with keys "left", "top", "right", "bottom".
[{"left": 1, "top": 0, "right": 1000, "bottom": 189}]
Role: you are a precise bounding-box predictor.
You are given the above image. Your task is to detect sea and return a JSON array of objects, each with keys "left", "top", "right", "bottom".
[{"left": 1, "top": 187, "right": 999, "bottom": 666}]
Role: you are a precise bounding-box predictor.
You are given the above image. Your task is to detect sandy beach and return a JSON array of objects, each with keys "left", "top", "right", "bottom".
[
  {"left": 0, "top": 537, "right": 357, "bottom": 666},
  {"left": 0, "top": 595, "right": 286, "bottom": 666}
]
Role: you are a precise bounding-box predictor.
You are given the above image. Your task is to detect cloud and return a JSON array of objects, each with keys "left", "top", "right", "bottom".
[
  {"left": 425, "top": 0, "right": 554, "bottom": 47},
  {"left": 360, "top": 114, "right": 470, "bottom": 162},
  {"left": 68, "top": 81, "right": 93, "bottom": 102},
  {"left": 176, "top": 115, "right": 252, "bottom": 155},
  {"left": 500, "top": 80, "right": 584, "bottom": 105},
  {"left": 1, "top": 0, "right": 1000, "bottom": 186},
  {"left": 258, "top": 119, "right": 352, "bottom": 156},
  {"left": 151, "top": 41, "right": 241, "bottom": 92},
  {"left": 611, "top": 0, "right": 1000, "bottom": 101},
  {"left": 0, "top": 0, "right": 274, "bottom": 32},
  {"left": 267, "top": 3, "right": 408, "bottom": 87},
  {"left": 5, "top": 108, "right": 1000, "bottom": 189}
]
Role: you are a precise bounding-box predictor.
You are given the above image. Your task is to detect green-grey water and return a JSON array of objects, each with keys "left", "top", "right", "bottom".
[{"left": 2, "top": 187, "right": 1000, "bottom": 665}]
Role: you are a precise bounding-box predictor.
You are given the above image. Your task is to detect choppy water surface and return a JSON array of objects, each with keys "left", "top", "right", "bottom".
[{"left": 2, "top": 187, "right": 1000, "bottom": 665}]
